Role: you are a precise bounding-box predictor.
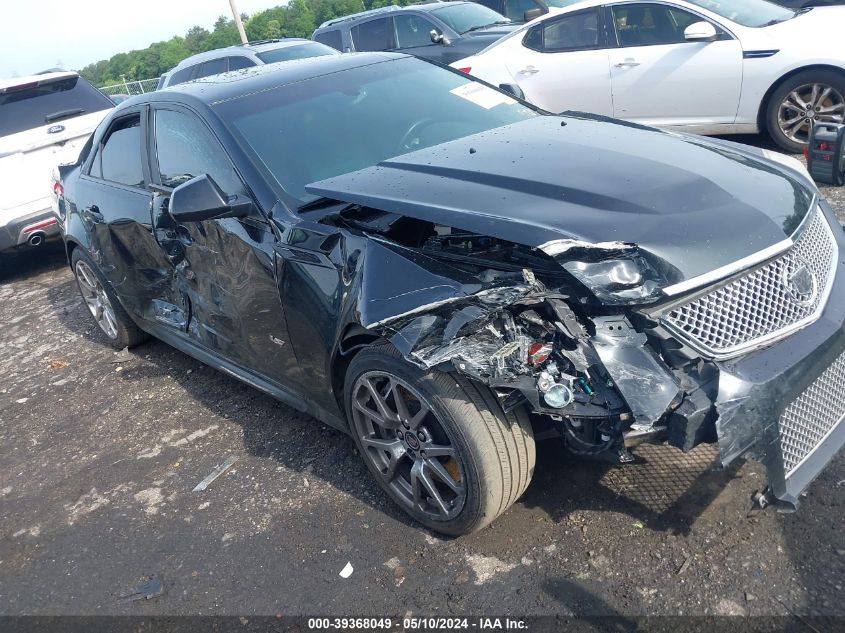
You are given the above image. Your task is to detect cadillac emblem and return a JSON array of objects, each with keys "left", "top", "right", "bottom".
[{"left": 783, "top": 258, "right": 818, "bottom": 307}]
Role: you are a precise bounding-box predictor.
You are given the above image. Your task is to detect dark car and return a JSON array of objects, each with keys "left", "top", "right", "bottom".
[
  {"left": 312, "top": 2, "right": 518, "bottom": 65},
  {"left": 156, "top": 39, "right": 339, "bottom": 89},
  {"left": 471, "top": 0, "right": 588, "bottom": 21},
  {"left": 56, "top": 53, "right": 845, "bottom": 535}
]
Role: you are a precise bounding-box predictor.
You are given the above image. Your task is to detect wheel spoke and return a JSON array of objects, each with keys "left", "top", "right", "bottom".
[
  {"left": 423, "top": 443, "right": 455, "bottom": 458},
  {"left": 362, "top": 437, "right": 406, "bottom": 480},
  {"left": 425, "top": 458, "right": 464, "bottom": 494},
  {"left": 787, "top": 90, "right": 809, "bottom": 110},
  {"left": 76, "top": 265, "right": 97, "bottom": 293},
  {"left": 406, "top": 401, "right": 431, "bottom": 430},
  {"left": 102, "top": 308, "right": 118, "bottom": 338},
  {"left": 353, "top": 399, "right": 393, "bottom": 430},
  {"left": 817, "top": 103, "right": 844, "bottom": 114},
  {"left": 418, "top": 464, "right": 450, "bottom": 516},
  {"left": 364, "top": 378, "right": 396, "bottom": 424},
  {"left": 809, "top": 84, "right": 820, "bottom": 108},
  {"left": 389, "top": 378, "right": 412, "bottom": 423},
  {"left": 410, "top": 460, "right": 425, "bottom": 510},
  {"left": 815, "top": 86, "right": 832, "bottom": 108}
]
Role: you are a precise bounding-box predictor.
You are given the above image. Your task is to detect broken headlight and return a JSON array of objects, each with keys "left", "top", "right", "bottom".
[{"left": 563, "top": 254, "right": 663, "bottom": 305}]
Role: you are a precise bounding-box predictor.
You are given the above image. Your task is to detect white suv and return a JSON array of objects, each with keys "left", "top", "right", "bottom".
[{"left": 0, "top": 72, "right": 112, "bottom": 255}]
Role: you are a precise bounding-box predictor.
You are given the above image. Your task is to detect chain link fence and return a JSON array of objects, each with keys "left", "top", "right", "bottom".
[{"left": 98, "top": 78, "right": 160, "bottom": 99}]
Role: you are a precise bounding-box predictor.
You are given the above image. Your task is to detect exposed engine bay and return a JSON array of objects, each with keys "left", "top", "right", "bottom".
[{"left": 320, "top": 205, "right": 719, "bottom": 466}]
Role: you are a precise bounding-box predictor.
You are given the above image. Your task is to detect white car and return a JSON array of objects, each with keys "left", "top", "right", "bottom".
[
  {"left": 452, "top": 0, "right": 845, "bottom": 151},
  {"left": 0, "top": 72, "right": 112, "bottom": 256}
]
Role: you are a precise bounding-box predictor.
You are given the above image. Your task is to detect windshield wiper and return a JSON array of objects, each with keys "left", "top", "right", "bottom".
[
  {"left": 44, "top": 108, "right": 85, "bottom": 123},
  {"left": 462, "top": 20, "right": 511, "bottom": 33}
]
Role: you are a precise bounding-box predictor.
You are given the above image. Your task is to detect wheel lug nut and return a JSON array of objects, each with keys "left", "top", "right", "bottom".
[
  {"left": 402, "top": 421, "right": 410, "bottom": 429},
  {"left": 417, "top": 431, "right": 426, "bottom": 441}
]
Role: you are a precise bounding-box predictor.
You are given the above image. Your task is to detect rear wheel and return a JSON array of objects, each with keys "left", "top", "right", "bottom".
[
  {"left": 71, "top": 248, "right": 149, "bottom": 349},
  {"left": 766, "top": 70, "right": 845, "bottom": 153},
  {"left": 344, "top": 344, "right": 535, "bottom": 535}
]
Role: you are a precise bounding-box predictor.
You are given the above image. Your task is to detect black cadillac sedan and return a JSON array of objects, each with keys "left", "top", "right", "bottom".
[{"left": 54, "top": 53, "right": 845, "bottom": 535}]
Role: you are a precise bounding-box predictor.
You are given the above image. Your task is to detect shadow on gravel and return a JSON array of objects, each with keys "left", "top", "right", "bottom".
[
  {"left": 519, "top": 439, "right": 742, "bottom": 537},
  {"left": 0, "top": 241, "right": 66, "bottom": 284}
]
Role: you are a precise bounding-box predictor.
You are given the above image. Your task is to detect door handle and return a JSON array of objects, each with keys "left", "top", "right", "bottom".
[
  {"left": 614, "top": 59, "right": 641, "bottom": 68},
  {"left": 518, "top": 66, "right": 540, "bottom": 75},
  {"left": 83, "top": 205, "right": 104, "bottom": 223}
]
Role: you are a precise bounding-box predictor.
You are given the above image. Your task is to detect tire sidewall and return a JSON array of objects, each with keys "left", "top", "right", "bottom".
[
  {"left": 767, "top": 70, "right": 845, "bottom": 153},
  {"left": 344, "top": 346, "right": 487, "bottom": 535}
]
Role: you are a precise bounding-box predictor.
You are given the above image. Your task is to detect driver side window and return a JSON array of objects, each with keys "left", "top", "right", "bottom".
[
  {"left": 153, "top": 109, "right": 242, "bottom": 194},
  {"left": 394, "top": 14, "right": 437, "bottom": 49},
  {"left": 612, "top": 3, "right": 709, "bottom": 47}
]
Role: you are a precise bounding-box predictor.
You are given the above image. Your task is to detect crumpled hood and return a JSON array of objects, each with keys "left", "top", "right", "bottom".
[{"left": 306, "top": 115, "right": 816, "bottom": 286}]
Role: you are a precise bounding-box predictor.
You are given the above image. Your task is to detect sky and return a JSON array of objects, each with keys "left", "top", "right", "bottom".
[{"left": 1, "top": 0, "right": 279, "bottom": 79}]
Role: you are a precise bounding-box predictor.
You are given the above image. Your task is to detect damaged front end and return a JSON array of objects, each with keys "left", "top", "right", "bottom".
[
  {"left": 312, "top": 206, "right": 687, "bottom": 466},
  {"left": 311, "top": 196, "right": 845, "bottom": 511}
]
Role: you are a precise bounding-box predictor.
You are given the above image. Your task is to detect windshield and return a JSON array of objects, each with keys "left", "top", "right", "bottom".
[
  {"left": 0, "top": 76, "right": 112, "bottom": 137},
  {"left": 430, "top": 4, "right": 510, "bottom": 33},
  {"left": 684, "top": 0, "right": 795, "bottom": 27},
  {"left": 256, "top": 42, "right": 338, "bottom": 64},
  {"left": 216, "top": 57, "right": 537, "bottom": 205}
]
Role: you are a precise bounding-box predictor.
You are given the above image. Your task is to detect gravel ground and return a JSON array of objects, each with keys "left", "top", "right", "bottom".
[{"left": 0, "top": 136, "right": 843, "bottom": 618}]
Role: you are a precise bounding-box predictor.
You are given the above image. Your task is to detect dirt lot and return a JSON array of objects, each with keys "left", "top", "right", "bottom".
[{"left": 1, "top": 136, "right": 844, "bottom": 619}]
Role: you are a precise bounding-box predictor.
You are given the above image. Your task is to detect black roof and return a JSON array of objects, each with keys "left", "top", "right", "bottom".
[
  {"left": 316, "top": 1, "right": 471, "bottom": 29},
  {"left": 146, "top": 52, "right": 405, "bottom": 107}
]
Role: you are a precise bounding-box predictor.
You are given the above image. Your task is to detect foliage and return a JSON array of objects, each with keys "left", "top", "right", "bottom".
[{"left": 79, "top": 0, "right": 416, "bottom": 87}]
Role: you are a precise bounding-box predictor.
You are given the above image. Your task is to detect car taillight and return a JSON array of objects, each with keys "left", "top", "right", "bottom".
[
  {"left": 53, "top": 181, "right": 64, "bottom": 197},
  {"left": 457, "top": 67, "right": 471, "bottom": 73}
]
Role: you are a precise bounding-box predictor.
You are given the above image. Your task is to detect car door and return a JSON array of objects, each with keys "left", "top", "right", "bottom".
[
  {"left": 607, "top": 2, "right": 742, "bottom": 125},
  {"left": 503, "top": 8, "right": 614, "bottom": 115},
  {"left": 74, "top": 107, "right": 174, "bottom": 319},
  {"left": 149, "top": 104, "right": 303, "bottom": 388}
]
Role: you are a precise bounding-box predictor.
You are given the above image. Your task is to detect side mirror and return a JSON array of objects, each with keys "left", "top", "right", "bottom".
[
  {"left": 169, "top": 174, "right": 251, "bottom": 223},
  {"left": 684, "top": 21, "right": 718, "bottom": 41},
  {"left": 524, "top": 8, "right": 544, "bottom": 21},
  {"left": 430, "top": 29, "right": 447, "bottom": 44},
  {"left": 498, "top": 83, "right": 525, "bottom": 100}
]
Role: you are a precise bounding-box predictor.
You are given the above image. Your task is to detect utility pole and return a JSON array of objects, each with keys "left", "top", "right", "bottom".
[{"left": 228, "top": 0, "right": 249, "bottom": 44}]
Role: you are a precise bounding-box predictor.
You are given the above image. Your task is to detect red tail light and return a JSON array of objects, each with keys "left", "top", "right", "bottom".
[
  {"left": 457, "top": 67, "right": 471, "bottom": 73},
  {"left": 53, "top": 181, "right": 64, "bottom": 196},
  {"left": 803, "top": 146, "right": 809, "bottom": 159}
]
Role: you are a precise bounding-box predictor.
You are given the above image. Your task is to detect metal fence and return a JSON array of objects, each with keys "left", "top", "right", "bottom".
[{"left": 98, "top": 78, "right": 160, "bottom": 98}]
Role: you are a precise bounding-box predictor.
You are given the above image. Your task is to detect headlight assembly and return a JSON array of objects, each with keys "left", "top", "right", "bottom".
[{"left": 563, "top": 254, "right": 663, "bottom": 305}]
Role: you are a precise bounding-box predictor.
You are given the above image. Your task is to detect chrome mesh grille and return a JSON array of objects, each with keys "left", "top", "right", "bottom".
[
  {"left": 779, "top": 350, "right": 845, "bottom": 475},
  {"left": 661, "top": 208, "right": 836, "bottom": 357}
]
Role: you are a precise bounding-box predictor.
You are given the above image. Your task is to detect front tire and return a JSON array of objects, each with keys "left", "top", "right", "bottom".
[
  {"left": 344, "top": 344, "right": 535, "bottom": 535},
  {"left": 766, "top": 70, "right": 845, "bottom": 153},
  {"left": 71, "top": 248, "right": 149, "bottom": 349}
]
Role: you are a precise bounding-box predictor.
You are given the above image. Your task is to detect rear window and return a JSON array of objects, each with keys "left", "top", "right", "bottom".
[
  {"left": 0, "top": 75, "right": 112, "bottom": 137},
  {"left": 167, "top": 65, "right": 197, "bottom": 87},
  {"left": 256, "top": 42, "right": 337, "bottom": 63},
  {"left": 314, "top": 29, "right": 344, "bottom": 51}
]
